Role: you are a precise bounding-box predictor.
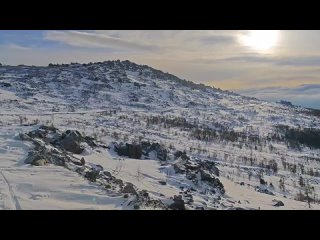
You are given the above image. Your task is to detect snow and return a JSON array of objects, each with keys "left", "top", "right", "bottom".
[
  {"left": 0, "top": 126, "right": 128, "bottom": 210},
  {"left": 0, "top": 60, "right": 320, "bottom": 209},
  {"left": 221, "top": 177, "right": 320, "bottom": 210}
]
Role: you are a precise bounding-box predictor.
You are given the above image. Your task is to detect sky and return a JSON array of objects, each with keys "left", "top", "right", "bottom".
[{"left": 1, "top": 30, "right": 320, "bottom": 109}]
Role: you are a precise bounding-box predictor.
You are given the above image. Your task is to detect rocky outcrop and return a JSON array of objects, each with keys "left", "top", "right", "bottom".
[
  {"left": 24, "top": 146, "right": 67, "bottom": 166},
  {"left": 113, "top": 141, "right": 168, "bottom": 161},
  {"left": 140, "top": 142, "right": 167, "bottom": 161},
  {"left": 114, "top": 143, "right": 142, "bottom": 159},
  {"left": 200, "top": 169, "right": 225, "bottom": 194},
  {"left": 173, "top": 162, "right": 186, "bottom": 174},
  {"left": 273, "top": 200, "right": 284, "bottom": 207},
  {"left": 84, "top": 169, "right": 100, "bottom": 182},
  {"left": 122, "top": 183, "right": 137, "bottom": 195},
  {"left": 169, "top": 195, "right": 185, "bottom": 210},
  {"left": 32, "top": 159, "right": 48, "bottom": 166},
  {"left": 174, "top": 151, "right": 189, "bottom": 161},
  {"left": 60, "top": 130, "right": 84, "bottom": 154},
  {"left": 22, "top": 126, "right": 99, "bottom": 155},
  {"left": 199, "top": 160, "right": 219, "bottom": 176}
]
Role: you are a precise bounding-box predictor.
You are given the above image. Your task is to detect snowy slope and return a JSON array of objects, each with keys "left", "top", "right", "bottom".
[{"left": 1, "top": 60, "right": 320, "bottom": 210}]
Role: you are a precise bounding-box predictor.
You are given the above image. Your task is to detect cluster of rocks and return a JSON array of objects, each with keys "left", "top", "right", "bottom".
[
  {"left": 173, "top": 151, "right": 225, "bottom": 194},
  {"left": 20, "top": 125, "right": 98, "bottom": 155},
  {"left": 113, "top": 141, "right": 167, "bottom": 161},
  {"left": 24, "top": 145, "right": 68, "bottom": 166},
  {"left": 19, "top": 126, "right": 168, "bottom": 210}
]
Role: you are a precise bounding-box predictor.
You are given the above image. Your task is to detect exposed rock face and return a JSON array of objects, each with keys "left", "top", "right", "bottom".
[
  {"left": 32, "top": 159, "right": 48, "bottom": 166},
  {"left": 273, "top": 200, "right": 284, "bottom": 207},
  {"left": 24, "top": 146, "right": 66, "bottom": 166},
  {"left": 114, "top": 141, "right": 168, "bottom": 161},
  {"left": 173, "top": 162, "right": 186, "bottom": 174},
  {"left": 114, "top": 143, "right": 142, "bottom": 159},
  {"left": 185, "top": 161, "right": 199, "bottom": 171},
  {"left": 22, "top": 126, "right": 98, "bottom": 155},
  {"left": 147, "top": 142, "right": 167, "bottom": 161},
  {"left": 169, "top": 195, "right": 185, "bottom": 210},
  {"left": 122, "top": 183, "right": 137, "bottom": 195},
  {"left": 25, "top": 150, "right": 47, "bottom": 164},
  {"left": 60, "top": 130, "right": 84, "bottom": 154},
  {"left": 174, "top": 151, "right": 190, "bottom": 161},
  {"left": 199, "top": 160, "right": 219, "bottom": 176},
  {"left": 200, "top": 169, "right": 225, "bottom": 194}
]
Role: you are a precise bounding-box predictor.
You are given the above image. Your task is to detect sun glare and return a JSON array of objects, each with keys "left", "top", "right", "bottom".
[{"left": 240, "top": 30, "right": 279, "bottom": 52}]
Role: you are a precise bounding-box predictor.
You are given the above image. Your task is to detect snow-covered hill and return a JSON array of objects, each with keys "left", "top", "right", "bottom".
[{"left": 1, "top": 60, "right": 320, "bottom": 210}]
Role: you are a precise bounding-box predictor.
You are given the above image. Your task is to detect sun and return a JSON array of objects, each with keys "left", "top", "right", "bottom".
[{"left": 240, "top": 30, "right": 280, "bottom": 52}]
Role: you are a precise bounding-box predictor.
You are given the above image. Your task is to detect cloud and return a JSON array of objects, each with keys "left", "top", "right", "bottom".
[
  {"left": 43, "top": 30, "right": 238, "bottom": 55},
  {"left": 237, "top": 84, "right": 320, "bottom": 109},
  {"left": 2, "top": 43, "right": 31, "bottom": 50},
  {"left": 208, "top": 55, "right": 320, "bottom": 67},
  {"left": 44, "top": 31, "right": 160, "bottom": 51}
]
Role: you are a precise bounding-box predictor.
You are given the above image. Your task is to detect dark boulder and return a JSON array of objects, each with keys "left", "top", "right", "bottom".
[
  {"left": 114, "top": 143, "right": 142, "bottom": 159},
  {"left": 174, "top": 151, "right": 189, "bottom": 161},
  {"left": 158, "top": 181, "right": 167, "bottom": 185},
  {"left": 60, "top": 130, "right": 84, "bottom": 154},
  {"left": 84, "top": 170, "right": 100, "bottom": 182},
  {"left": 273, "top": 200, "right": 284, "bottom": 207},
  {"left": 122, "top": 183, "right": 137, "bottom": 195},
  {"left": 195, "top": 206, "right": 205, "bottom": 210},
  {"left": 200, "top": 169, "right": 225, "bottom": 194},
  {"left": 200, "top": 169, "right": 213, "bottom": 181},
  {"left": 169, "top": 195, "right": 185, "bottom": 210},
  {"left": 103, "top": 171, "right": 112, "bottom": 178},
  {"left": 140, "top": 190, "right": 149, "bottom": 198},
  {"left": 256, "top": 187, "right": 274, "bottom": 195}
]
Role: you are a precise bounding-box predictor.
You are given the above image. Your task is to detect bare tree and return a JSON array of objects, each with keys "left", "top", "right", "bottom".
[
  {"left": 304, "top": 179, "right": 313, "bottom": 208},
  {"left": 136, "top": 165, "right": 143, "bottom": 182}
]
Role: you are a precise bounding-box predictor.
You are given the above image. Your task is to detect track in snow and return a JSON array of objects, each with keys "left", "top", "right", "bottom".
[{"left": 0, "top": 171, "right": 22, "bottom": 210}]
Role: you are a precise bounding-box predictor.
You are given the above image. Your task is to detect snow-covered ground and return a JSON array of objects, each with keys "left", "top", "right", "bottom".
[
  {"left": 1, "top": 60, "right": 320, "bottom": 210},
  {"left": 0, "top": 126, "right": 129, "bottom": 210}
]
